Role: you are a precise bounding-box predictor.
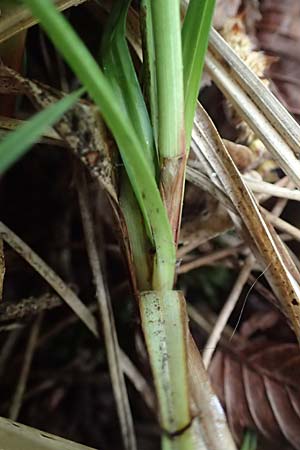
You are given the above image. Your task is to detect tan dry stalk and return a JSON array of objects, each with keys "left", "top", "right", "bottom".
[
  {"left": 0, "top": 221, "right": 98, "bottom": 335},
  {"left": 0, "top": 0, "right": 88, "bottom": 43},
  {"left": 193, "top": 103, "right": 300, "bottom": 341},
  {"left": 9, "top": 314, "right": 43, "bottom": 421},
  {"left": 187, "top": 335, "right": 237, "bottom": 450},
  {"left": 77, "top": 169, "right": 137, "bottom": 450},
  {"left": 203, "top": 255, "right": 255, "bottom": 368}
]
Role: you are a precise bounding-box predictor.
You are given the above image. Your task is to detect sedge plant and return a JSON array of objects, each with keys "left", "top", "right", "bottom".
[{"left": 0, "top": 1, "right": 218, "bottom": 449}]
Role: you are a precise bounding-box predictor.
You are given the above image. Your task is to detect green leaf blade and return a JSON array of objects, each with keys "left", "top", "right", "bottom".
[
  {"left": 22, "top": 0, "right": 175, "bottom": 290},
  {"left": 100, "top": 0, "right": 155, "bottom": 175},
  {"left": 0, "top": 88, "right": 83, "bottom": 173},
  {"left": 182, "top": 0, "right": 216, "bottom": 147}
]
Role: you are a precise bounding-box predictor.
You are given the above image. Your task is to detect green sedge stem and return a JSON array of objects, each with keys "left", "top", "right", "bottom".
[
  {"left": 23, "top": 0, "right": 175, "bottom": 291},
  {"left": 150, "top": 0, "right": 185, "bottom": 160}
]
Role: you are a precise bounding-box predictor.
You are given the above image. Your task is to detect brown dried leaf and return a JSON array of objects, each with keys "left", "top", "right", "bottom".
[
  {"left": 192, "top": 102, "right": 300, "bottom": 341},
  {"left": 210, "top": 341, "right": 300, "bottom": 449},
  {"left": 179, "top": 199, "right": 233, "bottom": 257},
  {"left": 239, "top": 310, "right": 282, "bottom": 339},
  {"left": 223, "top": 139, "right": 257, "bottom": 172}
]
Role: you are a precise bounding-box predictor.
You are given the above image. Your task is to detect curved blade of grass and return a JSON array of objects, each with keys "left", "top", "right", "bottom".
[
  {"left": 100, "top": 0, "right": 155, "bottom": 175},
  {"left": 0, "top": 66, "right": 118, "bottom": 201},
  {"left": 23, "top": 0, "right": 175, "bottom": 290},
  {"left": 99, "top": 0, "right": 155, "bottom": 288},
  {"left": 0, "top": 87, "right": 83, "bottom": 173},
  {"left": 182, "top": 0, "right": 215, "bottom": 146}
]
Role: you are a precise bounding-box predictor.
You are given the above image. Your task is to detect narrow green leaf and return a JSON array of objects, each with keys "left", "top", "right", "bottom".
[
  {"left": 120, "top": 173, "right": 152, "bottom": 290},
  {"left": 0, "top": 88, "right": 83, "bottom": 173},
  {"left": 99, "top": 0, "right": 156, "bottom": 270},
  {"left": 100, "top": 0, "right": 155, "bottom": 175},
  {"left": 23, "top": 0, "right": 175, "bottom": 290},
  {"left": 150, "top": 0, "right": 185, "bottom": 160},
  {"left": 182, "top": 0, "right": 216, "bottom": 146}
]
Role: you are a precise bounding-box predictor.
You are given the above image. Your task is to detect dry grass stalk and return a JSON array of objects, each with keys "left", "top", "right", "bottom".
[
  {"left": 77, "top": 168, "right": 137, "bottom": 450},
  {"left": 9, "top": 314, "right": 43, "bottom": 421}
]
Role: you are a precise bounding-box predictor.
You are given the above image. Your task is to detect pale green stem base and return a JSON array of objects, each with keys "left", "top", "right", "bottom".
[{"left": 140, "top": 290, "right": 195, "bottom": 450}]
